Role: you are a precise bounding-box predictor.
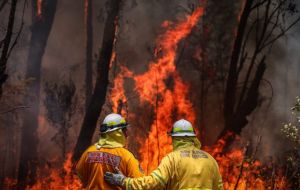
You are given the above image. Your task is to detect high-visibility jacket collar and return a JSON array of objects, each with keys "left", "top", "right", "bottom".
[
  {"left": 172, "top": 136, "right": 201, "bottom": 151},
  {"left": 96, "top": 129, "right": 126, "bottom": 148}
]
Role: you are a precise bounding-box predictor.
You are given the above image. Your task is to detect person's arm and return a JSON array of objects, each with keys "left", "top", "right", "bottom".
[
  {"left": 123, "top": 155, "right": 172, "bottom": 190},
  {"left": 126, "top": 156, "right": 144, "bottom": 178},
  {"left": 212, "top": 160, "right": 223, "bottom": 190},
  {"left": 75, "top": 150, "right": 88, "bottom": 186}
]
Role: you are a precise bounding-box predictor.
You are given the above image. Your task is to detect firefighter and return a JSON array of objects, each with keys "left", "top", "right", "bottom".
[
  {"left": 76, "top": 113, "right": 143, "bottom": 190},
  {"left": 104, "top": 119, "right": 223, "bottom": 190}
]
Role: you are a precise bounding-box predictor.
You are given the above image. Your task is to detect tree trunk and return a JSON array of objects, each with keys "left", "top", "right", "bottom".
[
  {"left": 223, "top": 0, "right": 254, "bottom": 134},
  {"left": 17, "top": 0, "right": 57, "bottom": 188},
  {"left": 73, "top": 0, "right": 121, "bottom": 162},
  {"left": 0, "top": 0, "right": 17, "bottom": 97},
  {"left": 0, "top": 0, "right": 9, "bottom": 13},
  {"left": 85, "top": 0, "right": 93, "bottom": 110},
  {"left": 219, "top": 58, "right": 266, "bottom": 148},
  {"left": 197, "top": 0, "right": 243, "bottom": 144}
]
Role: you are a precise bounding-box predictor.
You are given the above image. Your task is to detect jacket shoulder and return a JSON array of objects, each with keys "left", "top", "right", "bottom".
[
  {"left": 118, "top": 148, "right": 138, "bottom": 159},
  {"left": 86, "top": 144, "right": 98, "bottom": 152}
]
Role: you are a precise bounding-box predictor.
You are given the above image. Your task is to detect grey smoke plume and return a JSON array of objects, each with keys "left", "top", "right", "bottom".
[{"left": 242, "top": 3, "right": 300, "bottom": 161}]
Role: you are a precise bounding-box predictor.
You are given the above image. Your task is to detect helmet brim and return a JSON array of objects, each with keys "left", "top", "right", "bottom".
[
  {"left": 170, "top": 132, "right": 196, "bottom": 137},
  {"left": 101, "top": 124, "right": 128, "bottom": 133}
]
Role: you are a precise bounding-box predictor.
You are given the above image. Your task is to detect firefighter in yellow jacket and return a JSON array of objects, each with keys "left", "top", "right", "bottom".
[
  {"left": 104, "top": 119, "right": 223, "bottom": 190},
  {"left": 76, "top": 113, "right": 143, "bottom": 190}
]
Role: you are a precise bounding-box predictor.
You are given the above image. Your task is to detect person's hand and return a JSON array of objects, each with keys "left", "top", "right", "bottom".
[{"left": 104, "top": 167, "right": 126, "bottom": 186}]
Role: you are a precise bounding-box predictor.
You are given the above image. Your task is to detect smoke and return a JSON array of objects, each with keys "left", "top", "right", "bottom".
[
  {"left": 241, "top": 3, "right": 300, "bottom": 161},
  {"left": 1, "top": 0, "right": 300, "bottom": 182}
]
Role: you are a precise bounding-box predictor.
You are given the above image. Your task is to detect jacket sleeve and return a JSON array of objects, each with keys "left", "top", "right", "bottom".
[
  {"left": 126, "top": 156, "right": 144, "bottom": 178},
  {"left": 212, "top": 160, "right": 223, "bottom": 190},
  {"left": 123, "top": 155, "right": 172, "bottom": 190},
  {"left": 75, "top": 150, "right": 89, "bottom": 186}
]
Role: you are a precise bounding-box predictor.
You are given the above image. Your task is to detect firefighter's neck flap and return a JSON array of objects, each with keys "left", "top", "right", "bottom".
[
  {"left": 172, "top": 136, "right": 201, "bottom": 151},
  {"left": 96, "top": 129, "right": 126, "bottom": 148}
]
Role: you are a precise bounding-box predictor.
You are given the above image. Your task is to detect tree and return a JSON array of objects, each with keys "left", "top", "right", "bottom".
[
  {"left": 73, "top": 0, "right": 122, "bottom": 161},
  {"left": 85, "top": 0, "right": 94, "bottom": 110},
  {"left": 221, "top": 0, "right": 300, "bottom": 147},
  {"left": 0, "top": 0, "right": 20, "bottom": 97},
  {"left": 173, "top": 0, "right": 243, "bottom": 144},
  {"left": 17, "top": 0, "right": 57, "bottom": 188},
  {"left": 174, "top": 0, "right": 299, "bottom": 147}
]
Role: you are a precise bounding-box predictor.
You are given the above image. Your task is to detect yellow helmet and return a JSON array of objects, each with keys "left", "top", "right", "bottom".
[{"left": 170, "top": 119, "right": 196, "bottom": 137}]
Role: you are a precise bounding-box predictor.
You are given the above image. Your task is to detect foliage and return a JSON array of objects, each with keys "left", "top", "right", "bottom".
[
  {"left": 281, "top": 96, "right": 300, "bottom": 147},
  {"left": 280, "top": 96, "right": 300, "bottom": 189}
]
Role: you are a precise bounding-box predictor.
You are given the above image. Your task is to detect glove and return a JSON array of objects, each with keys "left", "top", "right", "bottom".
[{"left": 104, "top": 167, "right": 126, "bottom": 186}]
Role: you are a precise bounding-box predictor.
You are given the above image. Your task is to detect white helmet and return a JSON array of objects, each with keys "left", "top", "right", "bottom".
[
  {"left": 100, "top": 113, "right": 128, "bottom": 133},
  {"left": 169, "top": 119, "right": 196, "bottom": 137}
]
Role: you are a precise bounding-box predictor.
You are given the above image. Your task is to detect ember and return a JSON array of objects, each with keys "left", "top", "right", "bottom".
[{"left": 37, "top": 0, "right": 42, "bottom": 18}]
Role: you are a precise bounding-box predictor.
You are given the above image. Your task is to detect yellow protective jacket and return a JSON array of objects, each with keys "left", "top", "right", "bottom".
[
  {"left": 122, "top": 138, "right": 223, "bottom": 190},
  {"left": 76, "top": 129, "right": 143, "bottom": 190}
]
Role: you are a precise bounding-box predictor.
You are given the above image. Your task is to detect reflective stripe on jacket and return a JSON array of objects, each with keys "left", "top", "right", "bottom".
[{"left": 123, "top": 146, "right": 223, "bottom": 190}]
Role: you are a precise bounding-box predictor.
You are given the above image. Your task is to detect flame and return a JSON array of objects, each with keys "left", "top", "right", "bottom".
[
  {"left": 109, "top": 7, "right": 290, "bottom": 188},
  {"left": 204, "top": 135, "right": 288, "bottom": 190},
  {"left": 110, "top": 66, "right": 133, "bottom": 114},
  {"left": 109, "top": 51, "right": 117, "bottom": 69},
  {"left": 37, "top": 0, "right": 42, "bottom": 18},
  {"left": 110, "top": 7, "right": 204, "bottom": 173},
  {"left": 24, "top": 153, "right": 82, "bottom": 190},
  {"left": 9, "top": 3, "right": 290, "bottom": 190}
]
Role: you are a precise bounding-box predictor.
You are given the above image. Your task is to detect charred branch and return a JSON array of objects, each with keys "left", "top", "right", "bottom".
[
  {"left": 0, "top": 106, "right": 29, "bottom": 115},
  {"left": 220, "top": 56, "right": 266, "bottom": 146},
  {"left": 0, "top": 0, "right": 8, "bottom": 12},
  {"left": 261, "top": 16, "right": 300, "bottom": 50},
  {"left": 17, "top": 0, "right": 57, "bottom": 188},
  {"left": 221, "top": 0, "right": 300, "bottom": 147},
  {"left": 233, "top": 57, "right": 266, "bottom": 134},
  {"left": 224, "top": 0, "right": 254, "bottom": 133},
  {"left": 85, "top": 0, "right": 93, "bottom": 110},
  {"left": 73, "top": 0, "right": 122, "bottom": 162},
  {"left": 0, "top": 0, "right": 18, "bottom": 97}
]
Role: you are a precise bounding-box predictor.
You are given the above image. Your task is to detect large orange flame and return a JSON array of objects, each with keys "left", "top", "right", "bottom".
[
  {"left": 108, "top": 5, "right": 289, "bottom": 189},
  {"left": 24, "top": 153, "right": 82, "bottom": 190},
  {"left": 10, "top": 3, "right": 290, "bottom": 190},
  {"left": 110, "top": 7, "right": 204, "bottom": 173}
]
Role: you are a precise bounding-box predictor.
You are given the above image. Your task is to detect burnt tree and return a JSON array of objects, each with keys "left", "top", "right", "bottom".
[
  {"left": 85, "top": 0, "right": 93, "bottom": 109},
  {"left": 0, "top": 0, "right": 18, "bottom": 97},
  {"left": 221, "top": 0, "right": 300, "bottom": 146},
  {"left": 173, "top": 1, "right": 243, "bottom": 144},
  {"left": 198, "top": 0, "right": 243, "bottom": 144},
  {"left": 0, "top": 0, "right": 9, "bottom": 12},
  {"left": 73, "top": 0, "right": 122, "bottom": 161},
  {"left": 17, "top": 0, "right": 57, "bottom": 188}
]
